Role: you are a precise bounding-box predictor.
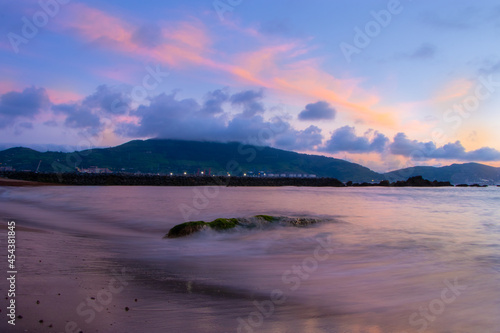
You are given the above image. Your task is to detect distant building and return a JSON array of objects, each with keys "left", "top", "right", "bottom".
[
  {"left": 0, "top": 166, "right": 14, "bottom": 171},
  {"left": 78, "top": 166, "right": 112, "bottom": 174}
]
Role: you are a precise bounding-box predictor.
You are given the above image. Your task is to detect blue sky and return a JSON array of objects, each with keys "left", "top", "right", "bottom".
[{"left": 1, "top": 0, "right": 500, "bottom": 171}]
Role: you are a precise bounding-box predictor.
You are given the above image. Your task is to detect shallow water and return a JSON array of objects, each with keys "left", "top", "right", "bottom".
[{"left": 1, "top": 186, "right": 499, "bottom": 332}]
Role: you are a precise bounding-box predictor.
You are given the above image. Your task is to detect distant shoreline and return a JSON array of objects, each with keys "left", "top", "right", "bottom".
[
  {"left": 1, "top": 171, "right": 490, "bottom": 187},
  {"left": 0, "top": 177, "right": 62, "bottom": 187}
]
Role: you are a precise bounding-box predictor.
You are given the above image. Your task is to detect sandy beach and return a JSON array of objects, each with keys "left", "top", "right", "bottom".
[
  {"left": 0, "top": 187, "right": 255, "bottom": 333},
  {"left": 0, "top": 213, "right": 144, "bottom": 332},
  {"left": 1, "top": 185, "right": 500, "bottom": 333}
]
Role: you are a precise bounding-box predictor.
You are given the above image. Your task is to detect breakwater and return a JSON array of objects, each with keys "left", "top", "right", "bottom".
[{"left": 0, "top": 172, "right": 456, "bottom": 187}]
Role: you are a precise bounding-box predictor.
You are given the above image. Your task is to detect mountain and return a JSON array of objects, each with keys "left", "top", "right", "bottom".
[
  {"left": 384, "top": 163, "right": 500, "bottom": 185},
  {"left": 0, "top": 139, "right": 383, "bottom": 182},
  {"left": 1, "top": 139, "right": 499, "bottom": 184}
]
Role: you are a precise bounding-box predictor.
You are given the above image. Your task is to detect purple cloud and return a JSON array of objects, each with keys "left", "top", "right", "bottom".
[
  {"left": 298, "top": 101, "right": 336, "bottom": 121},
  {"left": 390, "top": 133, "right": 500, "bottom": 161},
  {"left": 323, "top": 126, "right": 388, "bottom": 153},
  {"left": 229, "top": 89, "right": 265, "bottom": 117},
  {"left": 0, "top": 86, "right": 50, "bottom": 129}
]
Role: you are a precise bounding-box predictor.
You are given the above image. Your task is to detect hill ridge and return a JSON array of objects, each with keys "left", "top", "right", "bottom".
[{"left": 1, "top": 139, "right": 499, "bottom": 184}]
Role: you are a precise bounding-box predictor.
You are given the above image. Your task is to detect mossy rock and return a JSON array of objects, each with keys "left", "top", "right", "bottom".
[
  {"left": 165, "top": 221, "right": 207, "bottom": 238},
  {"left": 165, "top": 218, "right": 240, "bottom": 238},
  {"left": 164, "top": 215, "right": 319, "bottom": 238},
  {"left": 254, "top": 215, "right": 276, "bottom": 222},
  {"left": 281, "top": 217, "right": 318, "bottom": 227},
  {"left": 210, "top": 218, "right": 239, "bottom": 230}
]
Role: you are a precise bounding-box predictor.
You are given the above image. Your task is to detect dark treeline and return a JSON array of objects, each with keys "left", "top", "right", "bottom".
[
  {"left": 0, "top": 172, "right": 464, "bottom": 187},
  {"left": 347, "top": 176, "right": 452, "bottom": 187}
]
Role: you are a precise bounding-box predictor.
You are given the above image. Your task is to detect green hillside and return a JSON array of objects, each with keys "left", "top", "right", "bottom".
[
  {"left": 384, "top": 163, "right": 500, "bottom": 185},
  {"left": 2, "top": 139, "right": 499, "bottom": 184},
  {"left": 0, "top": 139, "right": 383, "bottom": 182}
]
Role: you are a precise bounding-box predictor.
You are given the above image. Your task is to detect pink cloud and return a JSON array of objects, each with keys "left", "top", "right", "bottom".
[
  {"left": 59, "top": 3, "right": 135, "bottom": 49},
  {"left": 0, "top": 81, "right": 19, "bottom": 94},
  {"left": 45, "top": 88, "right": 83, "bottom": 104},
  {"left": 54, "top": 3, "right": 395, "bottom": 127}
]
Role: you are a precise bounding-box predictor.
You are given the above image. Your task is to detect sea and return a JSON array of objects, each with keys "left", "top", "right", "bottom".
[{"left": 0, "top": 185, "right": 499, "bottom": 333}]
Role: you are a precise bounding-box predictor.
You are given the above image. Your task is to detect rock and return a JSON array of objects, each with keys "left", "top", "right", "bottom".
[
  {"left": 165, "top": 221, "right": 207, "bottom": 238},
  {"left": 164, "top": 215, "right": 320, "bottom": 238},
  {"left": 253, "top": 215, "right": 276, "bottom": 222},
  {"left": 279, "top": 217, "right": 318, "bottom": 226},
  {"left": 393, "top": 176, "right": 452, "bottom": 187},
  {"left": 165, "top": 218, "right": 239, "bottom": 238}
]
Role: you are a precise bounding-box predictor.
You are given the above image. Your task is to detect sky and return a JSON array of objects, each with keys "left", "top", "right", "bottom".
[{"left": 1, "top": 0, "right": 500, "bottom": 172}]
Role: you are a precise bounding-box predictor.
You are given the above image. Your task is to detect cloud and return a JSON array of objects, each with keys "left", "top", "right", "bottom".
[
  {"left": 0, "top": 86, "right": 50, "bottom": 129},
  {"left": 420, "top": 7, "right": 479, "bottom": 30},
  {"left": 390, "top": 133, "right": 500, "bottom": 161},
  {"left": 0, "top": 86, "right": 50, "bottom": 117},
  {"left": 120, "top": 92, "right": 226, "bottom": 140},
  {"left": 82, "top": 84, "right": 131, "bottom": 115},
  {"left": 121, "top": 90, "right": 272, "bottom": 143},
  {"left": 117, "top": 89, "right": 321, "bottom": 151},
  {"left": 52, "top": 103, "right": 102, "bottom": 130},
  {"left": 406, "top": 43, "right": 436, "bottom": 60},
  {"left": 49, "top": 85, "right": 132, "bottom": 132},
  {"left": 477, "top": 58, "right": 500, "bottom": 75},
  {"left": 131, "top": 24, "right": 163, "bottom": 48},
  {"left": 229, "top": 89, "right": 265, "bottom": 117},
  {"left": 464, "top": 147, "right": 500, "bottom": 161},
  {"left": 323, "top": 126, "right": 388, "bottom": 153},
  {"left": 43, "top": 120, "right": 58, "bottom": 127},
  {"left": 200, "top": 88, "right": 229, "bottom": 114},
  {"left": 258, "top": 20, "right": 293, "bottom": 36},
  {"left": 298, "top": 101, "right": 336, "bottom": 121},
  {"left": 274, "top": 125, "right": 324, "bottom": 151},
  {"left": 18, "top": 122, "right": 33, "bottom": 129},
  {"left": 389, "top": 133, "right": 436, "bottom": 156},
  {"left": 56, "top": 3, "right": 391, "bottom": 127}
]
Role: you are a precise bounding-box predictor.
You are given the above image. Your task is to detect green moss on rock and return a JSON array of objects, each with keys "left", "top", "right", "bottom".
[
  {"left": 254, "top": 215, "right": 276, "bottom": 222},
  {"left": 165, "top": 218, "right": 240, "bottom": 238},
  {"left": 165, "top": 215, "right": 320, "bottom": 238},
  {"left": 165, "top": 221, "right": 207, "bottom": 238},
  {"left": 209, "top": 218, "right": 239, "bottom": 230}
]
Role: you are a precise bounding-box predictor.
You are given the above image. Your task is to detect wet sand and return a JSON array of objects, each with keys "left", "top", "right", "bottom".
[
  {"left": 0, "top": 215, "right": 141, "bottom": 333},
  {"left": 0, "top": 177, "right": 61, "bottom": 187},
  {"left": 1, "top": 185, "right": 499, "bottom": 332},
  {"left": 0, "top": 206, "right": 262, "bottom": 333}
]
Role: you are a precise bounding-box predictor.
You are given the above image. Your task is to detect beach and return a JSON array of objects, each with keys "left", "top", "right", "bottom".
[{"left": 1, "top": 185, "right": 500, "bottom": 333}]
